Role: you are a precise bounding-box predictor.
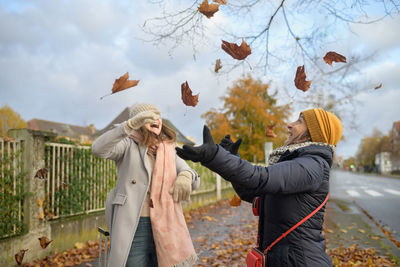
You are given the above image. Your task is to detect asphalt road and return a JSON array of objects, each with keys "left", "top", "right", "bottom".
[{"left": 330, "top": 169, "right": 400, "bottom": 241}]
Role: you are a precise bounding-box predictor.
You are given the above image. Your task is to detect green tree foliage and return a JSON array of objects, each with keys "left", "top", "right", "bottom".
[
  {"left": 202, "top": 75, "right": 291, "bottom": 162},
  {"left": 0, "top": 105, "right": 27, "bottom": 137}
]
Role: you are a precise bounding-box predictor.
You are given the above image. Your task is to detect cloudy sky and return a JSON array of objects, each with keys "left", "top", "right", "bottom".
[{"left": 0, "top": 0, "right": 399, "bottom": 159}]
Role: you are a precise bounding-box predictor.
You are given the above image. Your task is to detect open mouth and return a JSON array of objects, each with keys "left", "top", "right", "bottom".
[{"left": 150, "top": 123, "right": 160, "bottom": 129}]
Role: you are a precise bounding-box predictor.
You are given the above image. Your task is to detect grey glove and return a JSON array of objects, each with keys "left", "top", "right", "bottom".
[
  {"left": 219, "top": 134, "right": 242, "bottom": 156},
  {"left": 124, "top": 111, "right": 160, "bottom": 134},
  {"left": 169, "top": 171, "right": 192, "bottom": 202},
  {"left": 175, "top": 125, "right": 217, "bottom": 163}
]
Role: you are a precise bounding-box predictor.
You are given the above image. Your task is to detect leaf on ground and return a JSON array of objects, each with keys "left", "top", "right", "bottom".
[
  {"left": 294, "top": 65, "right": 311, "bottom": 92},
  {"left": 202, "top": 215, "right": 217, "bottom": 221},
  {"left": 323, "top": 51, "right": 347, "bottom": 66},
  {"left": 221, "top": 39, "right": 251, "bottom": 60},
  {"left": 214, "top": 59, "right": 222, "bottom": 73},
  {"left": 181, "top": 81, "right": 199, "bottom": 107},
  {"left": 198, "top": 0, "right": 219, "bottom": 18},
  {"left": 74, "top": 242, "right": 85, "bottom": 249},
  {"left": 358, "top": 229, "right": 365, "bottom": 234}
]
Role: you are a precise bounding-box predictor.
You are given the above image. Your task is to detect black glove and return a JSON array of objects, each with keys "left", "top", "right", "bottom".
[
  {"left": 219, "top": 134, "right": 242, "bottom": 156},
  {"left": 176, "top": 125, "right": 217, "bottom": 163}
]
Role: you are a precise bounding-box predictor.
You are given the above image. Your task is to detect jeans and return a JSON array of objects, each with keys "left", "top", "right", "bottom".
[{"left": 126, "top": 217, "right": 158, "bottom": 267}]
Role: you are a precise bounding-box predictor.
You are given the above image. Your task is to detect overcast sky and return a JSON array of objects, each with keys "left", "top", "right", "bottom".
[{"left": 0, "top": 0, "right": 399, "bottom": 159}]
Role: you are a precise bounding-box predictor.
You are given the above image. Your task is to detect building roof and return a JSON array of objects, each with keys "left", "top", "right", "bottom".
[
  {"left": 96, "top": 108, "right": 195, "bottom": 146},
  {"left": 393, "top": 121, "right": 400, "bottom": 133},
  {"left": 27, "top": 119, "right": 97, "bottom": 140}
]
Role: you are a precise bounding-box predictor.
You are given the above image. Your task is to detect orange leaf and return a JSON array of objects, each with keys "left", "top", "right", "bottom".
[
  {"left": 221, "top": 39, "right": 251, "bottom": 60},
  {"left": 198, "top": 0, "right": 219, "bottom": 18},
  {"left": 294, "top": 65, "right": 311, "bottom": 92},
  {"left": 111, "top": 72, "right": 139, "bottom": 94},
  {"left": 323, "top": 51, "right": 347, "bottom": 66},
  {"left": 214, "top": 0, "right": 227, "bottom": 4},
  {"left": 229, "top": 194, "right": 242, "bottom": 206},
  {"left": 39, "top": 236, "right": 53, "bottom": 249},
  {"left": 374, "top": 83, "right": 382, "bottom": 90},
  {"left": 15, "top": 249, "right": 28, "bottom": 265},
  {"left": 35, "top": 168, "right": 48, "bottom": 179},
  {"left": 265, "top": 124, "right": 277, "bottom": 138},
  {"left": 181, "top": 81, "right": 199, "bottom": 107},
  {"left": 214, "top": 59, "right": 222, "bottom": 73}
]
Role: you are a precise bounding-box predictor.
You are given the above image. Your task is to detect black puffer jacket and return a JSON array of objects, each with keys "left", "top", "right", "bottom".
[{"left": 203, "top": 144, "right": 333, "bottom": 267}]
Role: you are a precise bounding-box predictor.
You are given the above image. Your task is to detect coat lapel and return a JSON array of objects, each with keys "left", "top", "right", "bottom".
[{"left": 138, "top": 143, "right": 151, "bottom": 181}]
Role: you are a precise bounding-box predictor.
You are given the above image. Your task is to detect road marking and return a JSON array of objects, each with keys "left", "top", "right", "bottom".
[
  {"left": 346, "top": 190, "right": 361, "bottom": 197},
  {"left": 384, "top": 189, "right": 400, "bottom": 196},
  {"left": 364, "top": 190, "right": 383, "bottom": 197}
]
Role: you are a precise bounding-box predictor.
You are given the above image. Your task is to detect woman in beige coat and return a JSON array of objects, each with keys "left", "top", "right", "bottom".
[{"left": 92, "top": 103, "right": 199, "bottom": 267}]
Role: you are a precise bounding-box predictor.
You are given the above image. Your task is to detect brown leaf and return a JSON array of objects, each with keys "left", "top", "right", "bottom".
[
  {"left": 214, "top": 0, "right": 227, "bottom": 4},
  {"left": 39, "top": 236, "right": 53, "bottom": 249},
  {"left": 374, "top": 83, "right": 382, "bottom": 90},
  {"left": 181, "top": 81, "right": 199, "bottom": 107},
  {"left": 221, "top": 39, "right": 251, "bottom": 60},
  {"left": 294, "top": 65, "right": 312, "bottom": 92},
  {"left": 229, "top": 194, "right": 241, "bottom": 207},
  {"left": 111, "top": 72, "right": 139, "bottom": 94},
  {"left": 265, "top": 124, "right": 277, "bottom": 138},
  {"left": 323, "top": 51, "right": 347, "bottom": 66},
  {"left": 35, "top": 168, "right": 48, "bottom": 179},
  {"left": 38, "top": 211, "right": 45, "bottom": 220},
  {"left": 15, "top": 249, "right": 28, "bottom": 265},
  {"left": 198, "top": 0, "right": 219, "bottom": 18},
  {"left": 214, "top": 59, "right": 222, "bottom": 73}
]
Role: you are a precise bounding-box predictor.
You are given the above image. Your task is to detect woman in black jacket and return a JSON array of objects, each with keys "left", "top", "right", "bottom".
[{"left": 176, "top": 108, "right": 342, "bottom": 266}]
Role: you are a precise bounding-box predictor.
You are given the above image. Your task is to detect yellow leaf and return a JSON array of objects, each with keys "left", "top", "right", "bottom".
[
  {"left": 358, "top": 229, "right": 365, "bottom": 233},
  {"left": 74, "top": 242, "right": 85, "bottom": 249}
]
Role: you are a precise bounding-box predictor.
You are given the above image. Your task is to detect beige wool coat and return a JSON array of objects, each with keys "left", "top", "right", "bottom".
[{"left": 92, "top": 123, "right": 200, "bottom": 267}]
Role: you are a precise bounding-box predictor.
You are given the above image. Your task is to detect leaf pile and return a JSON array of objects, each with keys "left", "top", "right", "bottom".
[
  {"left": 22, "top": 240, "right": 107, "bottom": 267},
  {"left": 327, "top": 244, "right": 396, "bottom": 267}
]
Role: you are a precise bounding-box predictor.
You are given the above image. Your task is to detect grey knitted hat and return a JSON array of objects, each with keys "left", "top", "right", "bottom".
[{"left": 127, "top": 103, "right": 161, "bottom": 130}]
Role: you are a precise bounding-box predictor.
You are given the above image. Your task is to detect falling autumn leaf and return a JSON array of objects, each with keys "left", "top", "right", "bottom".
[
  {"left": 39, "top": 236, "right": 53, "bottom": 249},
  {"left": 265, "top": 124, "right": 277, "bottom": 138},
  {"left": 374, "top": 83, "right": 382, "bottom": 90},
  {"left": 221, "top": 39, "right": 251, "bottom": 60},
  {"left": 229, "top": 194, "right": 242, "bottom": 207},
  {"left": 323, "top": 51, "right": 347, "bottom": 66},
  {"left": 101, "top": 72, "right": 139, "bottom": 99},
  {"left": 198, "top": 0, "right": 219, "bottom": 18},
  {"left": 214, "top": 59, "right": 222, "bottom": 73},
  {"left": 181, "top": 81, "right": 199, "bottom": 107},
  {"left": 15, "top": 249, "right": 28, "bottom": 265},
  {"left": 294, "top": 65, "right": 312, "bottom": 92},
  {"left": 214, "top": 0, "right": 227, "bottom": 4},
  {"left": 35, "top": 168, "right": 48, "bottom": 179}
]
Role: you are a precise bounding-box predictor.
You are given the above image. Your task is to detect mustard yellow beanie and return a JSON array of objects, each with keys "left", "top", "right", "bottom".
[{"left": 301, "top": 108, "right": 342, "bottom": 146}]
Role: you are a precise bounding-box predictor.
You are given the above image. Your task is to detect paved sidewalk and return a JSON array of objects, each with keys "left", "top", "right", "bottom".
[{"left": 80, "top": 198, "right": 399, "bottom": 266}]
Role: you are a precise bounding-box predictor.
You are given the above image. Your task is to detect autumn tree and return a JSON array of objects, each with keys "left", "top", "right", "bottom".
[
  {"left": 0, "top": 105, "right": 27, "bottom": 137},
  {"left": 202, "top": 75, "right": 291, "bottom": 162},
  {"left": 355, "top": 128, "right": 390, "bottom": 172}
]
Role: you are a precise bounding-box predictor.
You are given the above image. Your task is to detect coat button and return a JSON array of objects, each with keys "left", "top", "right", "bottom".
[{"left": 131, "top": 179, "right": 136, "bottom": 184}]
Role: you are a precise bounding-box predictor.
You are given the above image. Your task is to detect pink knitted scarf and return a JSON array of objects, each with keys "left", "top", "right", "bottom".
[{"left": 150, "top": 142, "right": 197, "bottom": 267}]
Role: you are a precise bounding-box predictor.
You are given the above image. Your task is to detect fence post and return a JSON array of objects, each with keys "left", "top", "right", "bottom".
[
  {"left": 216, "top": 173, "right": 221, "bottom": 200},
  {"left": 3, "top": 129, "right": 56, "bottom": 263}
]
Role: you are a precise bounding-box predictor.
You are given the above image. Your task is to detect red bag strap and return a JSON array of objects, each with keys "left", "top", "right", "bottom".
[{"left": 261, "top": 193, "right": 329, "bottom": 255}]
